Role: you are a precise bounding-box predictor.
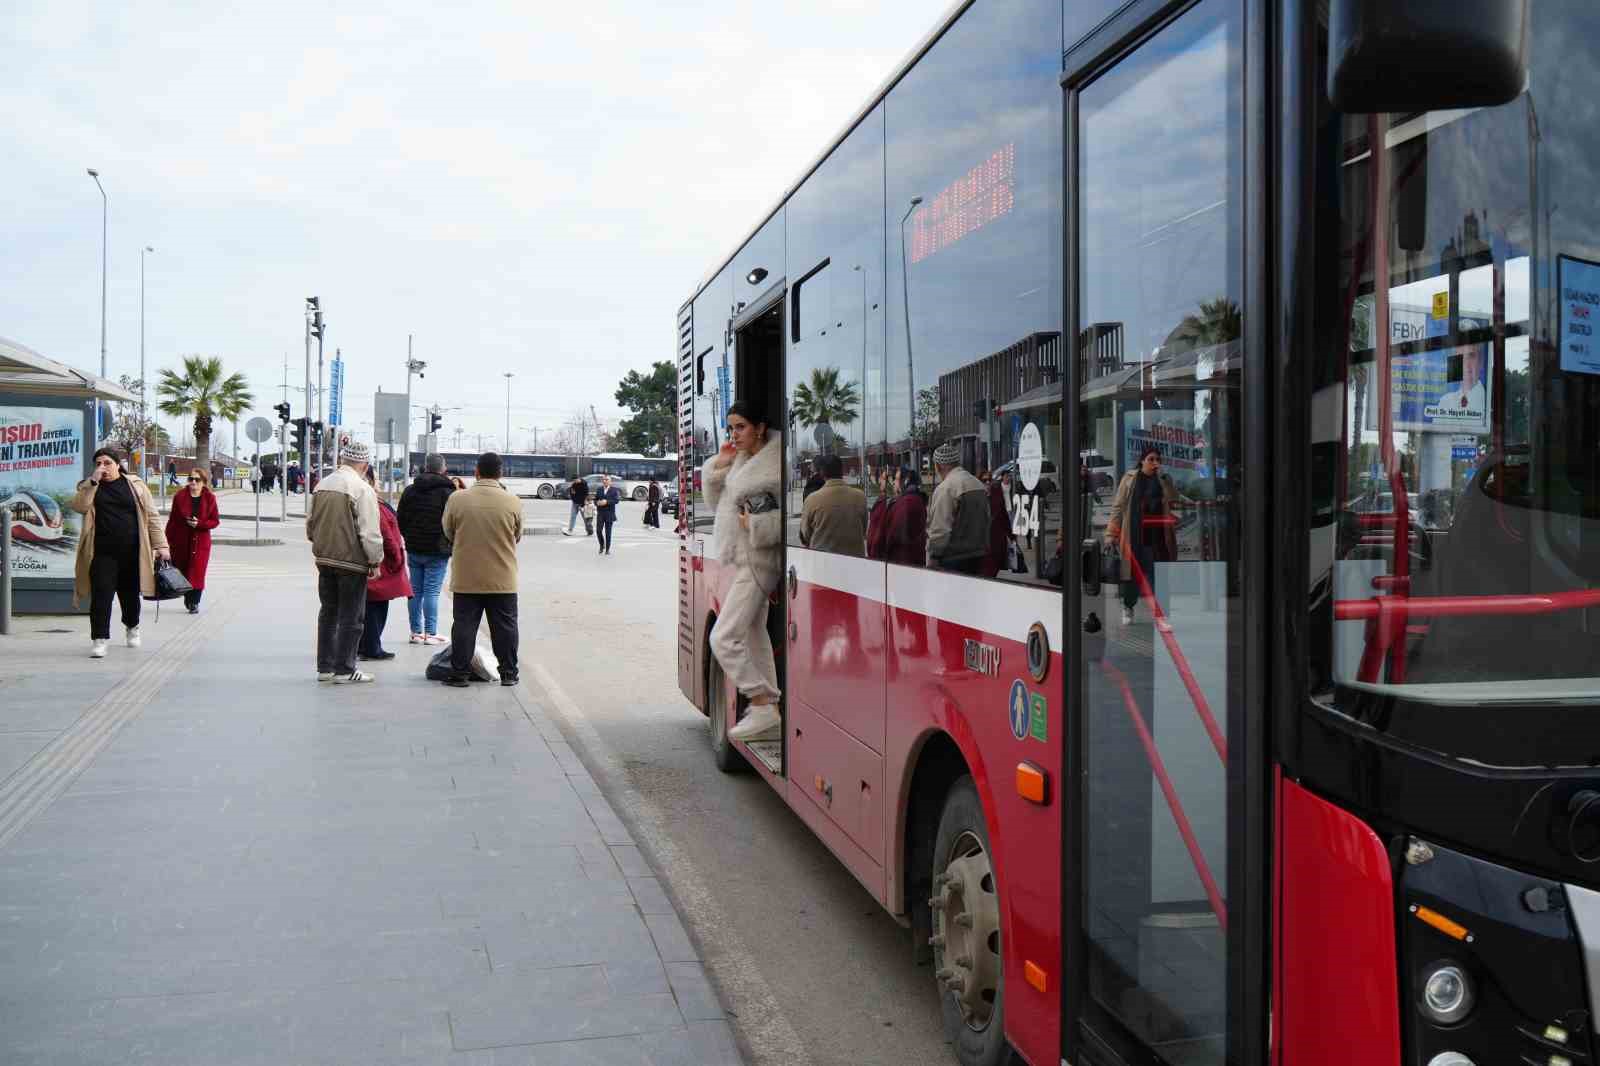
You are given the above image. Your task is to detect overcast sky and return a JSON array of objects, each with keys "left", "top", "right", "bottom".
[{"left": 0, "top": 0, "right": 937, "bottom": 454}]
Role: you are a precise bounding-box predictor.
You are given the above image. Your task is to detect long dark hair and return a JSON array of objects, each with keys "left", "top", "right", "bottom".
[
  {"left": 725, "top": 400, "right": 769, "bottom": 432},
  {"left": 91, "top": 446, "right": 125, "bottom": 469}
]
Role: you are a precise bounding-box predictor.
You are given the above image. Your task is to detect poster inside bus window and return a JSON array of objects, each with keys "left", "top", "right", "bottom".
[
  {"left": 1364, "top": 342, "right": 1492, "bottom": 434},
  {"left": 0, "top": 405, "right": 86, "bottom": 581},
  {"left": 1558, "top": 254, "right": 1600, "bottom": 376}
]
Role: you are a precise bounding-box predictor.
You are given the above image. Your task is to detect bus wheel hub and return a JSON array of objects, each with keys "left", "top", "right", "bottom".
[{"left": 934, "top": 831, "right": 1000, "bottom": 1029}]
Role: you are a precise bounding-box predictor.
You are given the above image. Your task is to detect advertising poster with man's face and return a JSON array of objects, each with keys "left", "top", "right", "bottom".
[
  {"left": 1366, "top": 342, "right": 1492, "bottom": 434},
  {"left": 0, "top": 405, "right": 85, "bottom": 580}
]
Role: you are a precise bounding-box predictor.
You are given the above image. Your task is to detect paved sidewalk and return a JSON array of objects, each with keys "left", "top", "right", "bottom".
[{"left": 0, "top": 561, "right": 741, "bottom": 1065}]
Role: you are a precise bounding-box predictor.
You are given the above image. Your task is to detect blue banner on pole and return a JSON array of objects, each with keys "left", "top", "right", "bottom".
[{"left": 329, "top": 358, "right": 345, "bottom": 426}]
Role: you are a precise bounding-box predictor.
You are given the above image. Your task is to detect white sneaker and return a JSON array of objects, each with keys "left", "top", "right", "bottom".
[
  {"left": 333, "top": 670, "right": 375, "bottom": 685},
  {"left": 728, "top": 703, "right": 782, "bottom": 741},
  {"left": 89, "top": 640, "right": 109, "bottom": 659},
  {"left": 1121, "top": 607, "right": 1135, "bottom": 626},
  {"left": 125, "top": 626, "right": 142, "bottom": 648},
  {"left": 317, "top": 671, "right": 335, "bottom": 682}
]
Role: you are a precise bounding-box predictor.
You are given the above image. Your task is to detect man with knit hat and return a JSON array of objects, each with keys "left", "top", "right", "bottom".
[
  {"left": 307, "top": 439, "right": 384, "bottom": 683},
  {"left": 926, "top": 439, "right": 991, "bottom": 574}
]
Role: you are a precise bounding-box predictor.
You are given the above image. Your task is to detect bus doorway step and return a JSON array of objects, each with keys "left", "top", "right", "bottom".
[{"left": 743, "top": 738, "right": 782, "bottom": 775}]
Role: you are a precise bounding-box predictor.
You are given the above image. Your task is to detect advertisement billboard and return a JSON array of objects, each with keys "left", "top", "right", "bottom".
[
  {"left": 1, "top": 404, "right": 87, "bottom": 582},
  {"left": 1366, "top": 342, "right": 1491, "bottom": 434}
]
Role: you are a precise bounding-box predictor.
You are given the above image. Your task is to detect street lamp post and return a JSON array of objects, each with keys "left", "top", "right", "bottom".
[
  {"left": 853, "top": 263, "right": 869, "bottom": 485},
  {"left": 140, "top": 244, "right": 153, "bottom": 473},
  {"left": 87, "top": 170, "right": 107, "bottom": 379},
  {"left": 403, "top": 334, "right": 426, "bottom": 488},
  {"left": 87, "top": 168, "right": 108, "bottom": 444},
  {"left": 503, "top": 372, "right": 514, "bottom": 454},
  {"left": 900, "top": 196, "right": 923, "bottom": 469}
]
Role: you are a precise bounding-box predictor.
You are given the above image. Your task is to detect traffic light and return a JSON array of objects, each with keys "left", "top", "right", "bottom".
[
  {"left": 290, "top": 418, "right": 308, "bottom": 458},
  {"left": 310, "top": 421, "right": 324, "bottom": 455},
  {"left": 274, "top": 402, "right": 291, "bottom": 423},
  {"left": 429, "top": 410, "right": 442, "bottom": 433}
]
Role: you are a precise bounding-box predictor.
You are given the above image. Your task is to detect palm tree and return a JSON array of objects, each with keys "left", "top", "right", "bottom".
[
  {"left": 1168, "top": 297, "right": 1243, "bottom": 352},
  {"left": 790, "top": 367, "right": 860, "bottom": 453},
  {"left": 156, "top": 355, "right": 253, "bottom": 468}
]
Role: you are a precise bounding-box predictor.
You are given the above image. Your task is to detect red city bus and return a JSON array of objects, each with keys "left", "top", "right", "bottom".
[{"left": 676, "top": 2, "right": 1600, "bottom": 1064}]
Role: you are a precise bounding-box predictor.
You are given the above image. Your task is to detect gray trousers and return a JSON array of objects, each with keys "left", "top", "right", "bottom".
[{"left": 316, "top": 566, "right": 368, "bottom": 675}]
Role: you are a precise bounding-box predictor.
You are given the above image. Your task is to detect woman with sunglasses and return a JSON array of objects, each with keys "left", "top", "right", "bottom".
[{"left": 164, "top": 468, "right": 220, "bottom": 614}]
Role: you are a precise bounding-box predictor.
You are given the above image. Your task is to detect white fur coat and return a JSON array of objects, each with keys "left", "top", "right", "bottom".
[{"left": 702, "top": 431, "right": 784, "bottom": 593}]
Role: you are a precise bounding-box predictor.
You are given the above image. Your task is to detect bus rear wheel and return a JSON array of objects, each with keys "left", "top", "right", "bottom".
[
  {"left": 707, "top": 655, "right": 745, "bottom": 773},
  {"left": 633, "top": 486, "right": 649, "bottom": 501},
  {"left": 932, "top": 776, "right": 1010, "bottom": 1066},
  {"left": 538, "top": 484, "right": 554, "bottom": 500}
]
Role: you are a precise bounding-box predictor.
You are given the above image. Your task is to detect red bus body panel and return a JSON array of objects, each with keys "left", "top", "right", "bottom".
[
  {"left": 1277, "top": 777, "right": 1401, "bottom": 1066},
  {"left": 690, "top": 544, "right": 1063, "bottom": 1066}
]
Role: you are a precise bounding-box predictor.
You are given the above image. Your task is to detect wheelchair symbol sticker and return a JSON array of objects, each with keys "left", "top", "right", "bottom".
[{"left": 1009, "top": 680, "right": 1030, "bottom": 741}]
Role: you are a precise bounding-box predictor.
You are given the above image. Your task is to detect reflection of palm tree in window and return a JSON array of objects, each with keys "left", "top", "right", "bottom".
[
  {"left": 791, "top": 367, "right": 861, "bottom": 453},
  {"left": 1165, "top": 297, "right": 1242, "bottom": 352}
]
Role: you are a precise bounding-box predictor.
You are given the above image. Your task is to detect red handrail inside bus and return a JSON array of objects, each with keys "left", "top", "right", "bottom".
[
  {"left": 1333, "top": 588, "right": 1600, "bottom": 683},
  {"left": 1122, "top": 542, "right": 1228, "bottom": 765},
  {"left": 1101, "top": 660, "right": 1228, "bottom": 932}
]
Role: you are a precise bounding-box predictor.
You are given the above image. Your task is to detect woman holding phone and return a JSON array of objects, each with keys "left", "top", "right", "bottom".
[
  {"left": 70, "top": 446, "right": 170, "bottom": 658},
  {"left": 703, "top": 401, "right": 784, "bottom": 741},
  {"left": 164, "top": 468, "right": 220, "bottom": 613}
]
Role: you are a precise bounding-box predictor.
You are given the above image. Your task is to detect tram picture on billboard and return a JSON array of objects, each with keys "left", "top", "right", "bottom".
[{"left": 0, "top": 405, "right": 85, "bottom": 580}]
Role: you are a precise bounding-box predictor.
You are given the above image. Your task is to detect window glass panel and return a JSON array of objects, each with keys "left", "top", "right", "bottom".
[
  {"left": 1307, "top": 1, "right": 1600, "bottom": 742},
  {"left": 1076, "top": 2, "right": 1243, "bottom": 1062},
  {"left": 887, "top": 0, "right": 1063, "bottom": 583},
  {"left": 690, "top": 268, "right": 734, "bottom": 534},
  {"left": 786, "top": 104, "right": 884, "bottom": 556}
]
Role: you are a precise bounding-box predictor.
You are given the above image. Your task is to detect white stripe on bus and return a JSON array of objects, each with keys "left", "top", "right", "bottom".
[{"left": 790, "top": 546, "right": 1062, "bottom": 650}]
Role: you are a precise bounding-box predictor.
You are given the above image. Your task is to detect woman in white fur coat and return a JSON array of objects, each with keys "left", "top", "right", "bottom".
[{"left": 703, "top": 401, "right": 785, "bottom": 741}]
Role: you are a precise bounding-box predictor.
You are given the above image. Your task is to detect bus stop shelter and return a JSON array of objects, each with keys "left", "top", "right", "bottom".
[{"left": 1, "top": 335, "right": 136, "bottom": 616}]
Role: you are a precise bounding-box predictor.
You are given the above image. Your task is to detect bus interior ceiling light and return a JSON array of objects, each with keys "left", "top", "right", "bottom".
[{"left": 746, "top": 267, "right": 767, "bottom": 285}]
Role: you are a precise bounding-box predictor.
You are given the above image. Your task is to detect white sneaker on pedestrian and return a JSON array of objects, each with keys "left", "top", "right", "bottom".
[
  {"left": 333, "top": 670, "right": 375, "bottom": 684},
  {"left": 425, "top": 633, "right": 447, "bottom": 645},
  {"left": 125, "top": 626, "right": 142, "bottom": 648},
  {"left": 409, "top": 633, "right": 426, "bottom": 645},
  {"left": 89, "top": 640, "right": 109, "bottom": 659},
  {"left": 728, "top": 703, "right": 782, "bottom": 741},
  {"left": 1121, "top": 607, "right": 1135, "bottom": 626},
  {"left": 317, "top": 671, "right": 335, "bottom": 682}
]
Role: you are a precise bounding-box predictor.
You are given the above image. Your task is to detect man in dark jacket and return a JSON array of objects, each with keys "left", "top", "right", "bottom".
[
  {"left": 564, "top": 475, "right": 589, "bottom": 536},
  {"left": 396, "top": 453, "right": 456, "bottom": 644}
]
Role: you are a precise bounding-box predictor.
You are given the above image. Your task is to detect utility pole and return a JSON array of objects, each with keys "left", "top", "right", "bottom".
[
  {"left": 303, "top": 297, "right": 316, "bottom": 516},
  {"left": 315, "top": 310, "right": 326, "bottom": 481}
]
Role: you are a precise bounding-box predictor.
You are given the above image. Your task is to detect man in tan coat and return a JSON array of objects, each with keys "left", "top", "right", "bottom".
[
  {"left": 799, "top": 453, "right": 868, "bottom": 556},
  {"left": 440, "top": 451, "right": 523, "bottom": 687}
]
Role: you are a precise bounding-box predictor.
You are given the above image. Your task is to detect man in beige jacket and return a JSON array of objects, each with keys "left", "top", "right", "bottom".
[
  {"left": 307, "top": 440, "right": 383, "bottom": 683},
  {"left": 440, "top": 451, "right": 523, "bottom": 687},
  {"left": 799, "top": 453, "right": 868, "bottom": 556}
]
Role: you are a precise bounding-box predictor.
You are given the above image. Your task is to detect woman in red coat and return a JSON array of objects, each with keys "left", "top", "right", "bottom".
[
  {"left": 164, "top": 468, "right": 220, "bottom": 614},
  {"left": 360, "top": 468, "right": 412, "bottom": 661},
  {"left": 883, "top": 467, "right": 928, "bottom": 567}
]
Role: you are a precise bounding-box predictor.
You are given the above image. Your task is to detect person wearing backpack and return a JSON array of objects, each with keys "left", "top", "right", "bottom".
[{"left": 925, "top": 441, "right": 990, "bottom": 575}]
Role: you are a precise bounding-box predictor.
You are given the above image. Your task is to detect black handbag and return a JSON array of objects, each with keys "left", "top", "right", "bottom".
[
  {"left": 149, "top": 558, "right": 193, "bottom": 601},
  {"left": 1101, "top": 546, "right": 1122, "bottom": 586}
]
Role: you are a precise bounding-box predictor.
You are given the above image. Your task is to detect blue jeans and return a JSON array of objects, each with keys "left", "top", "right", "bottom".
[
  {"left": 407, "top": 552, "right": 449, "bottom": 635},
  {"left": 568, "top": 501, "right": 584, "bottom": 532}
]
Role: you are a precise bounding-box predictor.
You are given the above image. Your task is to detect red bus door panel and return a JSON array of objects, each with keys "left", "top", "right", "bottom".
[
  {"left": 1277, "top": 777, "right": 1400, "bottom": 1066},
  {"left": 786, "top": 699, "right": 887, "bottom": 898},
  {"left": 788, "top": 550, "right": 889, "bottom": 753}
]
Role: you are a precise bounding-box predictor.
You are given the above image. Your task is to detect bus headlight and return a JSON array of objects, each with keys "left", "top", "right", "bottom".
[
  {"left": 1425, "top": 1053, "right": 1475, "bottom": 1066},
  {"left": 1420, "top": 962, "right": 1475, "bottom": 1025}
]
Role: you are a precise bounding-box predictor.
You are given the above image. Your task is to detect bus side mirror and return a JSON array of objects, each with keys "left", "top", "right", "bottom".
[{"left": 1328, "top": 0, "right": 1528, "bottom": 113}]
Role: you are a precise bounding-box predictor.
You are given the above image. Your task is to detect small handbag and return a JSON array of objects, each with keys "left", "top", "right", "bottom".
[{"left": 149, "top": 558, "right": 193, "bottom": 601}]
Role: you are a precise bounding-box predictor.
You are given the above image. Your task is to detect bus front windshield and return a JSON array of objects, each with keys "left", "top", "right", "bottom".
[{"left": 1309, "top": 0, "right": 1600, "bottom": 712}]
